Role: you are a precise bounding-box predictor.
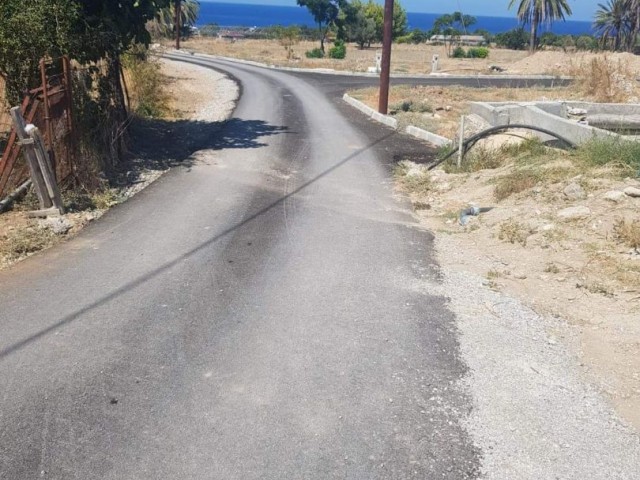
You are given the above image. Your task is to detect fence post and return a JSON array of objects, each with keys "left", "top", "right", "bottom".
[
  {"left": 26, "top": 125, "right": 64, "bottom": 213},
  {"left": 9, "top": 107, "right": 52, "bottom": 209},
  {"left": 40, "top": 58, "right": 56, "bottom": 178},
  {"left": 457, "top": 115, "right": 465, "bottom": 168}
]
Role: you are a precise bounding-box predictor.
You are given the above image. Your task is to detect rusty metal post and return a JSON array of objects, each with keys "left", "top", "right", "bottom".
[
  {"left": 62, "top": 56, "right": 77, "bottom": 176},
  {"left": 378, "top": 0, "right": 394, "bottom": 114},
  {"left": 175, "top": 0, "right": 181, "bottom": 50},
  {"left": 39, "top": 58, "right": 56, "bottom": 179}
]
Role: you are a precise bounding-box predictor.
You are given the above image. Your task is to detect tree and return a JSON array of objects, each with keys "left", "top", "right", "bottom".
[
  {"left": 148, "top": 0, "right": 200, "bottom": 38},
  {"left": 494, "top": 27, "right": 529, "bottom": 50},
  {"left": 275, "top": 26, "right": 301, "bottom": 60},
  {"left": 594, "top": 0, "right": 633, "bottom": 51},
  {"left": 508, "top": 0, "right": 573, "bottom": 53},
  {"left": 431, "top": 12, "right": 477, "bottom": 56},
  {"left": 0, "top": 0, "right": 78, "bottom": 101},
  {"left": 348, "top": 10, "right": 377, "bottom": 48},
  {"left": 361, "top": 0, "right": 407, "bottom": 41},
  {"left": 297, "top": 0, "right": 343, "bottom": 52}
]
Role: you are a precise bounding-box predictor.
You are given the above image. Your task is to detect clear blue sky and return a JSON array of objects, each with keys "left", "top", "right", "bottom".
[{"left": 201, "top": 1, "right": 600, "bottom": 21}]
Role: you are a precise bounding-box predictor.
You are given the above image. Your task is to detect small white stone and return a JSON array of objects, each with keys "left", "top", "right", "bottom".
[
  {"left": 557, "top": 206, "right": 591, "bottom": 220},
  {"left": 623, "top": 186, "right": 640, "bottom": 197},
  {"left": 603, "top": 190, "right": 625, "bottom": 203}
]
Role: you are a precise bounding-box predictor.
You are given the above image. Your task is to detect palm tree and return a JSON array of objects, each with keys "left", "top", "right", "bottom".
[
  {"left": 148, "top": 0, "right": 200, "bottom": 38},
  {"left": 508, "top": 0, "right": 573, "bottom": 53},
  {"left": 594, "top": 0, "right": 632, "bottom": 51},
  {"left": 626, "top": 0, "right": 640, "bottom": 50}
]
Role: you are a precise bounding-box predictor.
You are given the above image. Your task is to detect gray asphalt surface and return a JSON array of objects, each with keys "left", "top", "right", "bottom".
[{"left": 0, "top": 57, "right": 481, "bottom": 479}]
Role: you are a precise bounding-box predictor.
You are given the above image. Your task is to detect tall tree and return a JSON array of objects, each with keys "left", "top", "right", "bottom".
[
  {"left": 594, "top": 0, "right": 632, "bottom": 51},
  {"left": 431, "top": 12, "right": 477, "bottom": 56},
  {"left": 148, "top": 0, "right": 200, "bottom": 38},
  {"left": 0, "top": 0, "right": 78, "bottom": 100},
  {"left": 362, "top": 0, "right": 407, "bottom": 41},
  {"left": 508, "top": 0, "right": 573, "bottom": 53},
  {"left": 297, "top": 0, "right": 343, "bottom": 52}
]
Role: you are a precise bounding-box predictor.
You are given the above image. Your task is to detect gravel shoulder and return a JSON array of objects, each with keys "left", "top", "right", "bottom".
[{"left": 430, "top": 258, "right": 640, "bottom": 479}]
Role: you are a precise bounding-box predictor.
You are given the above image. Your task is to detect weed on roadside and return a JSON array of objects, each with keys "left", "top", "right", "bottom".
[
  {"left": 0, "top": 226, "right": 55, "bottom": 262},
  {"left": 494, "top": 169, "right": 542, "bottom": 201},
  {"left": 394, "top": 161, "right": 432, "bottom": 196},
  {"left": 574, "top": 137, "right": 640, "bottom": 176},
  {"left": 613, "top": 217, "right": 640, "bottom": 249},
  {"left": 63, "top": 187, "right": 121, "bottom": 212},
  {"left": 498, "top": 219, "right": 532, "bottom": 246}
]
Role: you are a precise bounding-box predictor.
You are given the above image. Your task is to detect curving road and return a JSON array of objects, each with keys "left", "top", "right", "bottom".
[{"left": 0, "top": 57, "right": 499, "bottom": 479}]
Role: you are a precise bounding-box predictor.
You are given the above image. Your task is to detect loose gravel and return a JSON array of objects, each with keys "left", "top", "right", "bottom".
[{"left": 430, "top": 236, "right": 640, "bottom": 479}]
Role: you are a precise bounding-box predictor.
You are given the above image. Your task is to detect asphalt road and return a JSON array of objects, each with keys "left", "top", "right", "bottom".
[{"left": 0, "top": 57, "right": 494, "bottom": 479}]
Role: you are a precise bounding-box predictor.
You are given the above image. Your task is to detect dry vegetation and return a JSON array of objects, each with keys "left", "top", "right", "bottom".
[
  {"left": 173, "top": 37, "right": 530, "bottom": 75},
  {"left": 395, "top": 136, "right": 640, "bottom": 429}
]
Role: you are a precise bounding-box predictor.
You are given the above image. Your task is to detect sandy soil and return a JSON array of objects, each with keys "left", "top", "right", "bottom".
[
  {"left": 397, "top": 158, "right": 640, "bottom": 431},
  {"left": 173, "top": 37, "right": 531, "bottom": 75}
]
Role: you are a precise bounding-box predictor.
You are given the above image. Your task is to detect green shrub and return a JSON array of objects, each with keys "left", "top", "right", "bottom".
[
  {"left": 389, "top": 99, "right": 432, "bottom": 114},
  {"left": 452, "top": 46, "right": 466, "bottom": 58},
  {"left": 467, "top": 47, "right": 489, "bottom": 58},
  {"left": 576, "top": 137, "right": 640, "bottom": 174},
  {"left": 494, "top": 28, "right": 528, "bottom": 50},
  {"left": 576, "top": 35, "right": 598, "bottom": 51},
  {"left": 328, "top": 40, "right": 346, "bottom": 59},
  {"left": 305, "top": 48, "right": 324, "bottom": 58}
]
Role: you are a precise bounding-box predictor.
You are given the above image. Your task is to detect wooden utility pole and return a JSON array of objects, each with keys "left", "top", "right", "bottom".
[
  {"left": 175, "top": 0, "right": 181, "bottom": 50},
  {"left": 378, "top": 0, "right": 394, "bottom": 114}
]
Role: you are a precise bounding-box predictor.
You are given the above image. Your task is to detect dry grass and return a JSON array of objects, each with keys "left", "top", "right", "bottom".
[
  {"left": 0, "top": 225, "right": 54, "bottom": 262},
  {"left": 122, "top": 54, "right": 171, "bottom": 118},
  {"left": 569, "top": 56, "right": 640, "bottom": 103},
  {"left": 394, "top": 160, "right": 432, "bottom": 196},
  {"left": 494, "top": 169, "right": 542, "bottom": 201},
  {"left": 614, "top": 217, "right": 640, "bottom": 249},
  {"left": 175, "top": 38, "right": 530, "bottom": 75},
  {"left": 498, "top": 219, "right": 532, "bottom": 246}
]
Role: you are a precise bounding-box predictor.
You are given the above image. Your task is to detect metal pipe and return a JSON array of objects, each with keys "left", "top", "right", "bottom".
[
  {"left": 428, "top": 124, "right": 577, "bottom": 170},
  {"left": 39, "top": 58, "right": 56, "bottom": 179},
  {"left": 0, "top": 180, "right": 31, "bottom": 213}
]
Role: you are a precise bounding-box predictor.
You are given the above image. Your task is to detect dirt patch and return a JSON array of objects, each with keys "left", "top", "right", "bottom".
[
  {"left": 171, "top": 37, "right": 531, "bottom": 75},
  {"left": 0, "top": 59, "right": 238, "bottom": 270},
  {"left": 395, "top": 147, "right": 640, "bottom": 431}
]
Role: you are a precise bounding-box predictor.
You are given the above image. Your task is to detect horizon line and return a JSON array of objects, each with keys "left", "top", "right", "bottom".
[{"left": 197, "top": 1, "right": 593, "bottom": 23}]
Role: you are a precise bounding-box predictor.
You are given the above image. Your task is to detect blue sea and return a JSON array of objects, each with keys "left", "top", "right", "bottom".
[{"left": 196, "top": 1, "right": 594, "bottom": 35}]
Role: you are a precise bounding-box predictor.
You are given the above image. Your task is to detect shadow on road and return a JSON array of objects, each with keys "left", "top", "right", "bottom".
[
  {"left": 0, "top": 130, "right": 397, "bottom": 361},
  {"left": 111, "top": 116, "right": 290, "bottom": 189}
]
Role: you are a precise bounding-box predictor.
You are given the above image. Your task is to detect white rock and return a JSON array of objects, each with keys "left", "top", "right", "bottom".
[
  {"left": 563, "top": 182, "right": 586, "bottom": 201},
  {"left": 603, "top": 190, "right": 625, "bottom": 203},
  {"left": 623, "top": 186, "right": 640, "bottom": 197},
  {"left": 39, "top": 217, "right": 73, "bottom": 235},
  {"left": 557, "top": 206, "right": 591, "bottom": 220}
]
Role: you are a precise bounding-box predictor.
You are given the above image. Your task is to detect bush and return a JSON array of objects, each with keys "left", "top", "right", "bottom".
[
  {"left": 389, "top": 99, "right": 432, "bottom": 114},
  {"left": 452, "top": 46, "right": 466, "bottom": 58},
  {"left": 305, "top": 48, "right": 324, "bottom": 59},
  {"left": 328, "top": 40, "right": 346, "bottom": 59},
  {"left": 494, "top": 28, "right": 528, "bottom": 50},
  {"left": 576, "top": 35, "right": 598, "bottom": 51},
  {"left": 467, "top": 47, "right": 489, "bottom": 58}
]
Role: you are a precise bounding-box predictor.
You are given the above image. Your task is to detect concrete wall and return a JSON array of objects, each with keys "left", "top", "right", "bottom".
[{"left": 469, "top": 101, "right": 622, "bottom": 145}]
